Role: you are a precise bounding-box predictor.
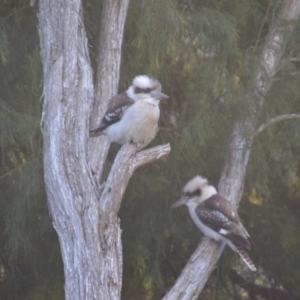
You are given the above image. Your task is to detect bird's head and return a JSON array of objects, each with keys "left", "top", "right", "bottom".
[
  {"left": 127, "top": 75, "right": 169, "bottom": 102},
  {"left": 171, "top": 175, "right": 218, "bottom": 208}
]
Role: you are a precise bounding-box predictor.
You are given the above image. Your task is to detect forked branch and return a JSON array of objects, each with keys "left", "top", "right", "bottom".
[{"left": 99, "top": 143, "right": 171, "bottom": 221}]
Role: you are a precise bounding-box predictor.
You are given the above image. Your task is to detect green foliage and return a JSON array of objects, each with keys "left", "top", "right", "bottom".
[
  {"left": 1, "top": 0, "right": 300, "bottom": 299},
  {"left": 0, "top": 17, "right": 9, "bottom": 64},
  {"left": 0, "top": 1, "right": 63, "bottom": 299}
]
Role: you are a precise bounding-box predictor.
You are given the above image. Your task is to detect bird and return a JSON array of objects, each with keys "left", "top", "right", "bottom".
[
  {"left": 90, "top": 75, "right": 169, "bottom": 145},
  {"left": 172, "top": 175, "right": 257, "bottom": 271}
]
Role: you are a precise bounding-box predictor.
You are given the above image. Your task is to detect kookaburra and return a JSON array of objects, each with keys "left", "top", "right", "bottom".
[
  {"left": 172, "top": 175, "right": 257, "bottom": 271},
  {"left": 90, "top": 75, "right": 169, "bottom": 145}
]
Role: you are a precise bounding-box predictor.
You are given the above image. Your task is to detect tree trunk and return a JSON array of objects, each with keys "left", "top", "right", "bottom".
[
  {"left": 88, "top": 0, "right": 130, "bottom": 180},
  {"left": 162, "top": 1, "right": 300, "bottom": 299},
  {"left": 39, "top": 0, "right": 171, "bottom": 299}
]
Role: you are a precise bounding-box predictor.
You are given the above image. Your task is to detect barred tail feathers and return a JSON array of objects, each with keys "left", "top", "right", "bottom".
[{"left": 236, "top": 245, "right": 257, "bottom": 272}]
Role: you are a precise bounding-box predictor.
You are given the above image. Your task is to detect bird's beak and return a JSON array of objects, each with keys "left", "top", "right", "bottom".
[
  {"left": 150, "top": 91, "right": 169, "bottom": 100},
  {"left": 171, "top": 197, "right": 188, "bottom": 208}
]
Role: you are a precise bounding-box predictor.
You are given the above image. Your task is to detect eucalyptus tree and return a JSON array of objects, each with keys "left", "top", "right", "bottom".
[
  {"left": 37, "top": 0, "right": 300, "bottom": 299},
  {"left": 38, "top": 0, "right": 170, "bottom": 299}
]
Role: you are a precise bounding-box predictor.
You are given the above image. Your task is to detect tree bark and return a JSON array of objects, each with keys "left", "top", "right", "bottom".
[
  {"left": 162, "top": 1, "right": 300, "bottom": 299},
  {"left": 89, "top": 0, "right": 130, "bottom": 180},
  {"left": 39, "top": 2, "right": 101, "bottom": 298},
  {"left": 39, "top": 0, "right": 171, "bottom": 299}
]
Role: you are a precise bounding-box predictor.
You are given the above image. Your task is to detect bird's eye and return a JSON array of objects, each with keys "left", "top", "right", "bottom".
[
  {"left": 135, "top": 87, "right": 143, "bottom": 94},
  {"left": 185, "top": 189, "right": 201, "bottom": 197},
  {"left": 194, "top": 189, "right": 201, "bottom": 196},
  {"left": 144, "top": 87, "right": 151, "bottom": 93}
]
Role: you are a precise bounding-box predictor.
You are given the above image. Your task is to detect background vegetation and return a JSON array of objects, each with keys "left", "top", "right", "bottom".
[{"left": 1, "top": 0, "right": 300, "bottom": 299}]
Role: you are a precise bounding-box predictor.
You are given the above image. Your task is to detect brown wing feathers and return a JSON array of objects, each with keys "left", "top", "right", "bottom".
[{"left": 196, "top": 195, "right": 251, "bottom": 250}]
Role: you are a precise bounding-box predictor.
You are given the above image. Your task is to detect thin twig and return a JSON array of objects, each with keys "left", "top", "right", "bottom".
[
  {"left": 0, "top": 163, "right": 27, "bottom": 180},
  {"left": 254, "top": 0, "right": 274, "bottom": 51}
]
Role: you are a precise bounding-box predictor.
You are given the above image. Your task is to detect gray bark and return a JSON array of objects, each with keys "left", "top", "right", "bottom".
[
  {"left": 89, "top": 0, "right": 130, "bottom": 180},
  {"left": 39, "top": 0, "right": 171, "bottom": 299},
  {"left": 162, "top": 1, "right": 300, "bottom": 299}
]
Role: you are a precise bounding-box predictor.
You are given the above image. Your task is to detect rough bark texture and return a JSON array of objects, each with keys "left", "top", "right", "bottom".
[
  {"left": 88, "top": 0, "right": 130, "bottom": 180},
  {"left": 162, "top": 240, "right": 225, "bottom": 300},
  {"left": 162, "top": 1, "right": 300, "bottom": 299},
  {"left": 39, "top": 2, "right": 101, "bottom": 298},
  {"left": 39, "top": 0, "right": 171, "bottom": 299},
  {"left": 96, "top": 143, "right": 170, "bottom": 300}
]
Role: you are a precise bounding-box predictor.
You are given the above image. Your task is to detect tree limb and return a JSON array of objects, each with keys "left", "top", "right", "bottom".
[
  {"left": 162, "top": 239, "right": 225, "bottom": 300},
  {"left": 131, "top": 144, "right": 171, "bottom": 169},
  {"left": 254, "top": 114, "right": 300, "bottom": 137},
  {"left": 97, "top": 143, "right": 171, "bottom": 298},
  {"left": 100, "top": 143, "right": 171, "bottom": 222}
]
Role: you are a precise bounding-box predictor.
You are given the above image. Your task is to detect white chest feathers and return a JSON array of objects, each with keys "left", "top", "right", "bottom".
[{"left": 105, "top": 100, "right": 160, "bottom": 145}]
